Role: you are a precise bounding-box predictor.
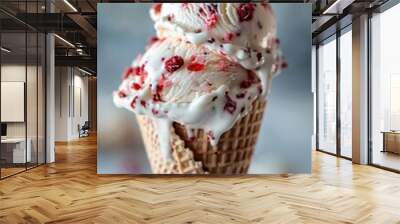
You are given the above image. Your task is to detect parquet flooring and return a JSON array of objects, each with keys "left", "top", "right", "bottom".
[{"left": 1, "top": 135, "right": 400, "bottom": 223}]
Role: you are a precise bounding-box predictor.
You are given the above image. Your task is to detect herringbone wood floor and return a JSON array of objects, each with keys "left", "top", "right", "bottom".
[{"left": 1, "top": 135, "right": 400, "bottom": 224}]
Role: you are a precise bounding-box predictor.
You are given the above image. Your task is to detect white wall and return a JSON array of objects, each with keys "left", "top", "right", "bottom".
[
  {"left": 1, "top": 65, "right": 41, "bottom": 138},
  {"left": 1, "top": 63, "right": 46, "bottom": 164},
  {"left": 55, "top": 67, "right": 89, "bottom": 141}
]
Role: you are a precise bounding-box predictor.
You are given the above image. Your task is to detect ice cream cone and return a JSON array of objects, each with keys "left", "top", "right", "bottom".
[{"left": 137, "top": 99, "right": 266, "bottom": 174}]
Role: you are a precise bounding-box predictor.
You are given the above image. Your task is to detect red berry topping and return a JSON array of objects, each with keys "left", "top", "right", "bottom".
[
  {"left": 135, "top": 64, "right": 147, "bottom": 76},
  {"left": 151, "top": 108, "right": 159, "bottom": 115},
  {"left": 148, "top": 36, "right": 159, "bottom": 46},
  {"left": 153, "top": 3, "right": 162, "bottom": 14},
  {"left": 122, "top": 67, "right": 134, "bottom": 79},
  {"left": 224, "top": 33, "right": 234, "bottom": 42},
  {"left": 131, "top": 83, "right": 141, "bottom": 90},
  {"left": 152, "top": 84, "right": 164, "bottom": 102},
  {"left": 140, "top": 100, "right": 146, "bottom": 108},
  {"left": 224, "top": 94, "right": 237, "bottom": 114},
  {"left": 217, "top": 60, "right": 230, "bottom": 71},
  {"left": 187, "top": 63, "right": 205, "bottom": 72},
  {"left": 153, "top": 94, "right": 162, "bottom": 102},
  {"left": 134, "top": 67, "right": 141, "bottom": 76},
  {"left": 247, "top": 70, "right": 259, "bottom": 82},
  {"left": 240, "top": 80, "right": 252, "bottom": 89},
  {"left": 206, "top": 13, "right": 218, "bottom": 29},
  {"left": 240, "top": 71, "right": 259, "bottom": 89},
  {"left": 118, "top": 91, "right": 127, "bottom": 98},
  {"left": 237, "top": 3, "right": 255, "bottom": 22},
  {"left": 130, "top": 96, "right": 138, "bottom": 109},
  {"left": 164, "top": 56, "right": 184, "bottom": 73}
]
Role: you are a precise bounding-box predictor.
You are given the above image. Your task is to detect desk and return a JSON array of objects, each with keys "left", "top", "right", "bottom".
[
  {"left": 382, "top": 131, "right": 400, "bottom": 154},
  {"left": 1, "top": 138, "right": 31, "bottom": 163}
]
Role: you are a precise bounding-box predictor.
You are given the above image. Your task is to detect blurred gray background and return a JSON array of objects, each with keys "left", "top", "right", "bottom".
[{"left": 97, "top": 3, "right": 312, "bottom": 174}]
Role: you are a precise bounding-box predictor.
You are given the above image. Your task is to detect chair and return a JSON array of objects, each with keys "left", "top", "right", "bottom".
[{"left": 78, "top": 121, "right": 90, "bottom": 138}]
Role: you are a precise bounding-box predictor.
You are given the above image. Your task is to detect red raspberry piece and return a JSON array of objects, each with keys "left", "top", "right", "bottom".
[
  {"left": 206, "top": 13, "right": 218, "bottom": 29},
  {"left": 152, "top": 84, "right": 164, "bottom": 102},
  {"left": 153, "top": 3, "right": 162, "bottom": 14},
  {"left": 224, "top": 33, "right": 234, "bottom": 42},
  {"left": 118, "top": 91, "right": 127, "bottom": 98},
  {"left": 240, "top": 80, "right": 252, "bottom": 89},
  {"left": 122, "top": 67, "right": 134, "bottom": 79},
  {"left": 130, "top": 96, "right": 138, "bottom": 109},
  {"left": 187, "top": 63, "right": 205, "bottom": 72},
  {"left": 131, "top": 83, "right": 141, "bottom": 90},
  {"left": 140, "top": 100, "right": 146, "bottom": 108},
  {"left": 247, "top": 70, "right": 259, "bottom": 83},
  {"left": 153, "top": 94, "right": 162, "bottom": 102},
  {"left": 237, "top": 3, "right": 255, "bottom": 22},
  {"left": 164, "top": 56, "right": 184, "bottom": 73},
  {"left": 148, "top": 36, "right": 159, "bottom": 46},
  {"left": 240, "top": 71, "right": 260, "bottom": 89},
  {"left": 134, "top": 67, "right": 141, "bottom": 76}
]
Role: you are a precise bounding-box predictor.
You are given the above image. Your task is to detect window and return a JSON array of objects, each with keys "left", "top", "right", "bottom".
[
  {"left": 339, "top": 28, "right": 352, "bottom": 158},
  {"left": 317, "top": 36, "right": 337, "bottom": 154},
  {"left": 371, "top": 3, "right": 400, "bottom": 171}
]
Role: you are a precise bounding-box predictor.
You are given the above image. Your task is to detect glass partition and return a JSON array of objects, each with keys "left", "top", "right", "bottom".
[
  {"left": 0, "top": 1, "right": 46, "bottom": 179},
  {"left": 27, "top": 31, "right": 38, "bottom": 169},
  {"left": 317, "top": 35, "right": 337, "bottom": 154},
  {"left": 1, "top": 30, "right": 28, "bottom": 177},
  {"left": 371, "top": 4, "right": 400, "bottom": 171},
  {"left": 339, "top": 28, "right": 352, "bottom": 158}
]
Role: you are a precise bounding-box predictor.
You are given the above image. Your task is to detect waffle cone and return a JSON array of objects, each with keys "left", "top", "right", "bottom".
[{"left": 136, "top": 99, "right": 267, "bottom": 174}]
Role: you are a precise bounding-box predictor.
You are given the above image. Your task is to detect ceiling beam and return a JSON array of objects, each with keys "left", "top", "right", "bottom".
[{"left": 55, "top": 55, "right": 96, "bottom": 70}]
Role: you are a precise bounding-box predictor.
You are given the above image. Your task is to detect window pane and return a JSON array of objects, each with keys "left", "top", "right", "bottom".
[
  {"left": 38, "top": 33, "right": 46, "bottom": 165},
  {"left": 371, "top": 4, "right": 400, "bottom": 171},
  {"left": 27, "top": 31, "right": 38, "bottom": 169},
  {"left": 340, "top": 29, "right": 352, "bottom": 158},
  {"left": 1, "top": 30, "right": 28, "bottom": 177},
  {"left": 318, "top": 37, "right": 337, "bottom": 154}
]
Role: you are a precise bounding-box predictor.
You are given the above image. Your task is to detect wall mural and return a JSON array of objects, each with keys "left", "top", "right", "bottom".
[{"left": 98, "top": 3, "right": 312, "bottom": 174}]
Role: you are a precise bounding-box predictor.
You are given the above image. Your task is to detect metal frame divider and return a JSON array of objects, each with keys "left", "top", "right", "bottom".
[{"left": 0, "top": 0, "right": 48, "bottom": 180}]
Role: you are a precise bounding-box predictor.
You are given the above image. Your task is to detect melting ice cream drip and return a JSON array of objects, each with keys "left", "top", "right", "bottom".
[{"left": 114, "top": 3, "right": 284, "bottom": 161}]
